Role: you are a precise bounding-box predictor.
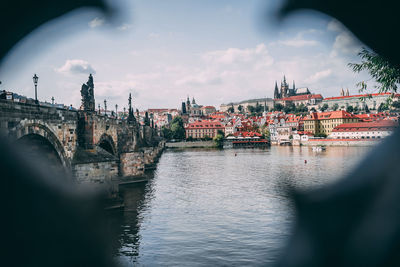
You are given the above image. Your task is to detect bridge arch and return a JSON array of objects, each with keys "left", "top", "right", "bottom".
[
  {"left": 13, "top": 123, "right": 70, "bottom": 170},
  {"left": 98, "top": 133, "right": 117, "bottom": 155}
]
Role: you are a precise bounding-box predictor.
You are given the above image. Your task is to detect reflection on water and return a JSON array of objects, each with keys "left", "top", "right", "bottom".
[{"left": 108, "top": 146, "right": 370, "bottom": 266}]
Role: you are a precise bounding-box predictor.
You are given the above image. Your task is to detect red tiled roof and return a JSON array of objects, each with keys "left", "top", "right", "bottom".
[
  {"left": 185, "top": 120, "right": 224, "bottom": 129},
  {"left": 332, "top": 120, "right": 398, "bottom": 132},
  {"left": 234, "top": 131, "right": 262, "bottom": 138},
  {"left": 324, "top": 92, "right": 400, "bottom": 101},
  {"left": 277, "top": 94, "right": 323, "bottom": 101},
  {"left": 203, "top": 106, "right": 216, "bottom": 109},
  {"left": 304, "top": 110, "right": 357, "bottom": 120}
]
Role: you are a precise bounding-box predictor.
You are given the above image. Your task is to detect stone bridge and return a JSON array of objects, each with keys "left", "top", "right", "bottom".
[{"left": 0, "top": 99, "right": 164, "bottom": 187}]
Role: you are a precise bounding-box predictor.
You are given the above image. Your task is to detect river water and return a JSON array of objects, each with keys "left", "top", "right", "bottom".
[{"left": 108, "top": 146, "right": 371, "bottom": 266}]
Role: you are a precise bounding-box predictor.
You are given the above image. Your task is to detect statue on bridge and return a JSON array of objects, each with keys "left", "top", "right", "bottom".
[
  {"left": 127, "top": 93, "right": 136, "bottom": 125},
  {"left": 80, "top": 74, "right": 95, "bottom": 112}
]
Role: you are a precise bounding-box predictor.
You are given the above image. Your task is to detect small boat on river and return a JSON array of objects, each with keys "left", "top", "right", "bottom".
[{"left": 312, "top": 145, "right": 326, "bottom": 152}]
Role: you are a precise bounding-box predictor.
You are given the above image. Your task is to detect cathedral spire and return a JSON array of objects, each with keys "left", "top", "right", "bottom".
[
  {"left": 274, "top": 81, "right": 280, "bottom": 99},
  {"left": 293, "top": 80, "right": 295, "bottom": 90}
]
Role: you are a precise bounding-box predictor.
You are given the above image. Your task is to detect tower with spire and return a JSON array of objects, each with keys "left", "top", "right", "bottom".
[
  {"left": 274, "top": 81, "right": 280, "bottom": 99},
  {"left": 186, "top": 96, "right": 191, "bottom": 114},
  {"left": 280, "top": 75, "right": 289, "bottom": 98}
]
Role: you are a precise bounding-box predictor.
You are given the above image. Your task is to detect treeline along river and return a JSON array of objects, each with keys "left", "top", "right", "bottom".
[{"left": 107, "top": 146, "right": 371, "bottom": 266}]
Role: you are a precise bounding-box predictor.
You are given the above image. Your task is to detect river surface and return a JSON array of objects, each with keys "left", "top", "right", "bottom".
[{"left": 108, "top": 146, "right": 371, "bottom": 266}]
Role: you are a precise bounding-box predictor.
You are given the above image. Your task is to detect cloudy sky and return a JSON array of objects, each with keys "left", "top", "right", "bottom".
[{"left": 0, "top": 0, "right": 371, "bottom": 111}]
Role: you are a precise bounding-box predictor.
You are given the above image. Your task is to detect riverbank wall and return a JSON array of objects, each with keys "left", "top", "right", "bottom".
[
  {"left": 166, "top": 141, "right": 215, "bottom": 148},
  {"left": 293, "top": 139, "right": 381, "bottom": 147}
]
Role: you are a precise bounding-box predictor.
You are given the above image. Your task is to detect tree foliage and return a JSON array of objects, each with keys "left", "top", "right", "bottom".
[
  {"left": 213, "top": 131, "right": 224, "bottom": 148},
  {"left": 247, "top": 105, "right": 255, "bottom": 113},
  {"left": 320, "top": 103, "right": 329, "bottom": 112},
  {"left": 274, "top": 103, "right": 284, "bottom": 111},
  {"left": 349, "top": 48, "right": 400, "bottom": 95},
  {"left": 346, "top": 105, "right": 354, "bottom": 113},
  {"left": 392, "top": 101, "right": 400, "bottom": 109}
]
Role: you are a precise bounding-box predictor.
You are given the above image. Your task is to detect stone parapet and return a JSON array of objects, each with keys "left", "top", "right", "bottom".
[{"left": 119, "top": 151, "right": 145, "bottom": 177}]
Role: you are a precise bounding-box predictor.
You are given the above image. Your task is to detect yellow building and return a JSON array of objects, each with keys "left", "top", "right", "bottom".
[{"left": 303, "top": 110, "right": 359, "bottom": 136}]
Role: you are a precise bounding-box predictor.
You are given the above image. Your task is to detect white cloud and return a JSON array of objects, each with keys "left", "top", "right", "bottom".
[
  {"left": 175, "top": 71, "right": 222, "bottom": 86},
  {"left": 202, "top": 44, "right": 274, "bottom": 67},
  {"left": 88, "top": 17, "right": 105, "bottom": 28},
  {"left": 56, "top": 59, "right": 96, "bottom": 75},
  {"left": 148, "top": 33, "right": 160, "bottom": 39},
  {"left": 305, "top": 69, "right": 332, "bottom": 83},
  {"left": 117, "top": 23, "right": 132, "bottom": 31},
  {"left": 327, "top": 19, "right": 344, "bottom": 32},
  {"left": 330, "top": 31, "right": 361, "bottom": 57},
  {"left": 278, "top": 38, "right": 318, "bottom": 47},
  {"left": 327, "top": 19, "right": 362, "bottom": 57}
]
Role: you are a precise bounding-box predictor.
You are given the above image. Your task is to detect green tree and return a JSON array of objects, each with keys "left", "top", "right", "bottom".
[
  {"left": 332, "top": 103, "right": 339, "bottom": 111},
  {"left": 247, "top": 105, "right": 255, "bottom": 113},
  {"left": 263, "top": 128, "right": 270, "bottom": 140},
  {"left": 255, "top": 102, "right": 263, "bottom": 114},
  {"left": 161, "top": 126, "right": 172, "bottom": 139},
  {"left": 378, "top": 102, "right": 389, "bottom": 112},
  {"left": 238, "top": 105, "right": 243, "bottom": 113},
  {"left": 213, "top": 130, "right": 225, "bottom": 148},
  {"left": 346, "top": 105, "right": 354, "bottom": 113},
  {"left": 392, "top": 101, "right": 400, "bottom": 109},
  {"left": 349, "top": 48, "right": 400, "bottom": 95},
  {"left": 295, "top": 103, "right": 308, "bottom": 113},
  {"left": 274, "top": 103, "right": 283, "bottom": 111},
  {"left": 170, "top": 116, "right": 185, "bottom": 140},
  {"left": 320, "top": 103, "right": 329, "bottom": 112},
  {"left": 365, "top": 104, "right": 370, "bottom": 113}
]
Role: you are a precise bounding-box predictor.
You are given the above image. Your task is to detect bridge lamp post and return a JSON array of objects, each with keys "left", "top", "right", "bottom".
[
  {"left": 104, "top": 99, "right": 107, "bottom": 116},
  {"left": 98, "top": 104, "right": 101, "bottom": 115},
  {"left": 33, "top": 74, "right": 38, "bottom": 104},
  {"left": 115, "top": 104, "right": 118, "bottom": 119}
]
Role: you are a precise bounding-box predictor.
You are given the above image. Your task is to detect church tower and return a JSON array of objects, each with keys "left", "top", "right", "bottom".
[
  {"left": 274, "top": 81, "right": 280, "bottom": 99},
  {"left": 186, "top": 96, "right": 191, "bottom": 114},
  {"left": 281, "top": 75, "right": 289, "bottom": 98}
]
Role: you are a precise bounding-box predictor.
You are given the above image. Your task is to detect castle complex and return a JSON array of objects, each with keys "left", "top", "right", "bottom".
[{"left": 273, "top": 75, "right": 311, "bottom": 99}]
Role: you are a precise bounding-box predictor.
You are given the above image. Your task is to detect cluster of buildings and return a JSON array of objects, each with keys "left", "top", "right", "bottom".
[
  {"left": 179, "top": 75, "right": 400, "bottom": 144},
  {"left": 220, "top": 76, "right": 400, "bottom": 113}
]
